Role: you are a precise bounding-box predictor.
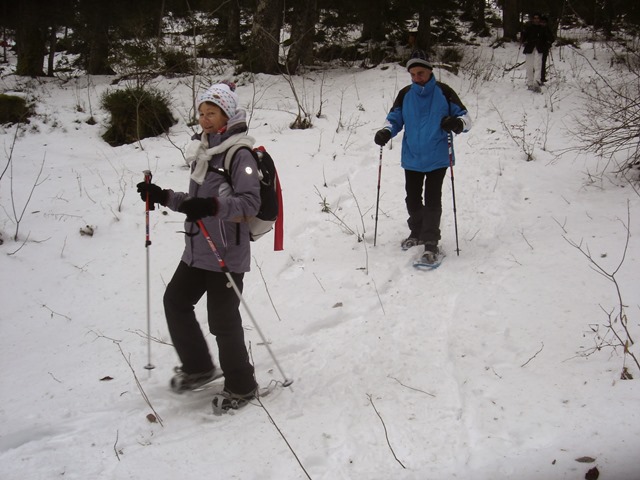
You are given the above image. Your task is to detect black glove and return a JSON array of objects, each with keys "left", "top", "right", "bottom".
[
  {"left": 441, "top": 116, "right": 464, "bottom": 134},
  {"left": 374, "top": 129, "right": 392, "bottom": 146},
  {"left": 179, "top": 197, "right": 219, "bottom": 222},
  {"left": 136, "top": 182, "right": 167, "bottom": 210}
]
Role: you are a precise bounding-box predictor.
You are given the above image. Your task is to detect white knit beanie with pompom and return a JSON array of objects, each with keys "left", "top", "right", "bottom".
[{"left": 196, "top": 81, "right": 239, "bottom": 118}]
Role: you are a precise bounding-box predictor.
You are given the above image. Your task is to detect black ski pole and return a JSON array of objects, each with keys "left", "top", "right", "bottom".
[
  {"left": 373, "top": 145, "right": 383, "bottom": 246},
  {"left": 143, "top": 170, "right": 155, "bottom": 371},
  {"left": 196, "top": 220, "right": 293, "bottom": 388},
  {"left": 448, "top": 134, "right": 461, "bottom": 256}
]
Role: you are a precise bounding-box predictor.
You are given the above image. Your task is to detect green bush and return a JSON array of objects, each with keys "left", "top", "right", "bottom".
[
  {"left": 0, "top": 94, "right": 32, "bottom": 124},
  {"left": 162, "top": 49, "right": 196, "bottom": 75},
  {"left": 101, "top": 86, "right": 176, "bottom": 146},
  {"left": 439, "top": 47, "right": 464, "bottom": 65}
]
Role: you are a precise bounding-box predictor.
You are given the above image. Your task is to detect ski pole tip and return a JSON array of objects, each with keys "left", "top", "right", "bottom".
[{"left": 144, "top": 364, "right": 156, "bottom": 370}]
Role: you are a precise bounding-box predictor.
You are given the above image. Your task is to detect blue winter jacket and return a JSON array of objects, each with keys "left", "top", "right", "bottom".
[{"left": 384, "top": 74, "right": 470, "bottom": 172}]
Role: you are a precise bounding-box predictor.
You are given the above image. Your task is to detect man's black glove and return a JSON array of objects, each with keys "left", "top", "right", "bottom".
[
  {"left": 374, "top": 129, "right": 392, "bottom": 146},
  {"left": 179, "top": 197, "right": 219, "bottom": 222},
  {"left": 136, "top": 182, "right": 167, "bottom": 210},
  {"left": 440, "top": 116, "right": 464, "bottom": 134}
]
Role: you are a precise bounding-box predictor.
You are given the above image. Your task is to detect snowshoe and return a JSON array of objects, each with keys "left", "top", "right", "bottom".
[
  {"left": 401, "top": 237, "right": 424, "bottom": 251},
  {"left": 211, "top": 388, "right": 257, "bottom": 415},
  {"left": 170, "top": 367, "right": 222, "bottom": 393},
  {"left": 413, "top": 248, "right": 444, "bottom": 270}
]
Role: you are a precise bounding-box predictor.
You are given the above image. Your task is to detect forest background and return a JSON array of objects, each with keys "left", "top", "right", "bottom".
[{"left": 3, "top": 0, "right": 640, "bottom": 79}]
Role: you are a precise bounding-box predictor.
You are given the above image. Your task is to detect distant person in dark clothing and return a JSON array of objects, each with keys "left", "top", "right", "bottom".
[{"left": 520, "top": 13, "right": 554, "bottom": 89}]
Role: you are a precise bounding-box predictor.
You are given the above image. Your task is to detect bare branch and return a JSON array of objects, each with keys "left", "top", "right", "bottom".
[
  {"left": 367, "top": 393, "right": 406, "bottom": 469},
  {"left": 387, "top": 375, "right": 435, "bottom": 397},
  {"left": 520, "top": 342, "right": 544, "bottom": 368}
]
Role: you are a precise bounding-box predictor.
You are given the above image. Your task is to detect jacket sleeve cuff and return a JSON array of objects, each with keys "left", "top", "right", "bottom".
[{"left": 459, "top": 113, "right": 472, "bottom": 132}]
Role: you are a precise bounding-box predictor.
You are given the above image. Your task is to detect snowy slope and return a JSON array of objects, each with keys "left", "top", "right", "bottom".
[{"left": 1, "top": 40, "right": 639, "bottom": 480}]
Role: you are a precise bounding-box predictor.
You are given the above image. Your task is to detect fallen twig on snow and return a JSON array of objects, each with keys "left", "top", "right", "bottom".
[
  {"left": 387, "top": 375, "right": 435, "bottom": 397},
  {"left": 256, "top": 396, "right": 311, "bottom": 479},
  {"left": 113, "top": 430, "right": 121, "bottom": 461},
  {"left": 116, "top": 342, "right": 164, "bottom": 426},
  {"left": 520, "top": 342, "right": 544, "bottom": 367},
  {"left": 367, "top": 393, "right": 406, "bottom": 469},
  {"left": 253, "top": 257, "right": 283, "bottom": 322}
]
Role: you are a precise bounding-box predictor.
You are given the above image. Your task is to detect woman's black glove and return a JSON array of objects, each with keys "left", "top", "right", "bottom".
[
  {"left": 136, "top": 182, "right": 167, "bottom": 210},
  {"left": 440, "top": 116, "right": 464, "bottom": 134},
  {"left": 179, "top": 197, "right": 219, "bottom": 222},
  {"left": 374, "top": 129, "right": 392, "bottom": 146}
]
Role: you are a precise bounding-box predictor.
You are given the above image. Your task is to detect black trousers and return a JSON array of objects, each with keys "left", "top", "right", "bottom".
[
  {"left": 163, "top": 261, "right": 256, "bottom": 395},
  {"left": 541, "top": 49, "right": 549, "bottom": 83},
  {"left": 404, "top": 167, "right": 448, "bottom": 245}
]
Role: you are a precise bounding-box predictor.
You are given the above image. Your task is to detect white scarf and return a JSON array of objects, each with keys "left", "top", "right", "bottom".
[{"left": 184, "top": 133, "right": 255, "bottom": 185}]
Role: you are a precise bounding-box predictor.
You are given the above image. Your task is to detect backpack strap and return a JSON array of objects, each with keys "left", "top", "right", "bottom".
[
  {"left": 220, "top": 145, "right": 256, "bottom": 246},
  {"left": 436, "top": 81, "right": 468, "bottom": 113},
  {"left": 223, "top": 144, "right": 254, "bottom": 175},
  {"left": 393, "top": 82, "right": 466, "bottom": 115}
]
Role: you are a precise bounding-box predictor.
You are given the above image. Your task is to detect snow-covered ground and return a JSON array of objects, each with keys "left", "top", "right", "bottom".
[{"left": 1, "top": 38, "right": 639, "bottom": 480}]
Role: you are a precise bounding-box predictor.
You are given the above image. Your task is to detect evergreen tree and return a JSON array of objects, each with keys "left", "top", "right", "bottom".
[
  {"left": 242, "top": 0, "right": 284, "bottom": 74},
  {"left": 286, "top": 0, "right": 317, "bottom": 73},
  {"left": 15, "top": 0, "right": 46, "bottom": 76},
  {"left": 501, "top": 0, "right": 520, "bottom": 41}
]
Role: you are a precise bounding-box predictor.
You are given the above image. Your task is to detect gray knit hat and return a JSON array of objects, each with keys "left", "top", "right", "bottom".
[{"left": 406, "top": 50, "right": 433, "bottom": 71}]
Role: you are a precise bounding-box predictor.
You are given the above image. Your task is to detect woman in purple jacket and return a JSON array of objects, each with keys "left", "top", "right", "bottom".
[
  {"left": 137, "top": 82, "right": 259, "bottom": 411},
  {"left": 375, "top": 50, "right": 471, "bottom": 265}
]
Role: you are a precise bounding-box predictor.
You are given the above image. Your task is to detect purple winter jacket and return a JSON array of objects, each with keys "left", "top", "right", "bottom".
[{"left": 163, "top": 110, "right": 260, "bottom": 273}]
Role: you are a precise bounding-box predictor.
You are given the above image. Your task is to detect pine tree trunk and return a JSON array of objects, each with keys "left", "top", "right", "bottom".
[
  {"left": 243, "top": 0, "right": 284, "bottom": 74},
  {"left": 16, "top": 0, "right": 45, "bottom": 76},
  {"left": 361, "top": 0, "right": 386, "bottom": 42},
  {"left": 471, "top": 0, "right": 488, "bottom": 36},
  {"left": 224, "top": 1, "right": 242, "bottom": 54},
  {"left": 502, "top": 0, "right": 520, "bottom": 41},
  {"left": 416, "top": 3, "right": 431, "bottom": 52},
  {"left": 47, "top": 26, "right": 57, "bottom": 76},
  {"left": 286, "top": 0, "right": 317, "bottom": 73},
  {"left": 82, "top": 0, "right": 115, "bottom": 75}
]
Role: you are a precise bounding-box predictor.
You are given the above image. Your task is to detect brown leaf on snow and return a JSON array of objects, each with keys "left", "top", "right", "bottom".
[
  {"left": 100, "top": 376, "right": 114, "bottom": 381},
  {"left": 146, "top": 413, "right": 157, "bottom": 423},
  {"left": 575, "top": 456, "right": 596, "bottom": 463}
]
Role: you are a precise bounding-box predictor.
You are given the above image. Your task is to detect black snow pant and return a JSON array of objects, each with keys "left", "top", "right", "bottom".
[
  {"left": 404, "top": 167, "right": 448, "bottom": 246},
  {"left": 163, "top": 261, "right": 256, "bottom": 395},
  {"left": 541, "top": 49, "right": 549, "bottom": 83}
]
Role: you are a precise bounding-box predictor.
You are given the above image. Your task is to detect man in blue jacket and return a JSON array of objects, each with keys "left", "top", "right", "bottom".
[{"left": 374, "top": 50, "right": 471, "bottom": 265}]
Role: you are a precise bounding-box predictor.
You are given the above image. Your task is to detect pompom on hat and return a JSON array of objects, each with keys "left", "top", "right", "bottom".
[
  {"left": 197, "top": 80, "right": 239, "bottom": 118},
  {"left": 406, "top": 50, "right": 433, "bottom": 71}
]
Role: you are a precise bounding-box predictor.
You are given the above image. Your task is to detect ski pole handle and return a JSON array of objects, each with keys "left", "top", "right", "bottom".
[
  {"left": 447, "top": 134, "right": 460, "bottom": 256},
  {"left": 143, "top": 170, "right": 152, "bottom": 247}
]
